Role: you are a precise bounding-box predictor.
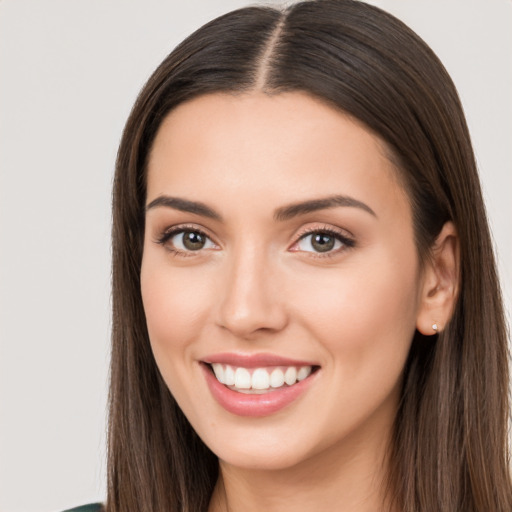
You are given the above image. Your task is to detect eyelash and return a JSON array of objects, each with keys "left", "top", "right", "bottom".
[
  {"left": 293, "top": 225, "right": 355, "bottom": 259},
  {"left": 155, "top": 224, "right": 214, "bottom": 258},
  {"left": 155, "top": 224, "right": 355, "bottom": 259}
]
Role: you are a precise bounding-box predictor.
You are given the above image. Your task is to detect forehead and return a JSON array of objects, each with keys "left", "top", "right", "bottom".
[{"left": 146, "top": 91, "right": 408, "bottom": 220}]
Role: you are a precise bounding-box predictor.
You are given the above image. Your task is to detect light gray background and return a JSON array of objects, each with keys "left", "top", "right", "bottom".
[{"left": 1, "top": 1, "right": 510, "bottom": 511}]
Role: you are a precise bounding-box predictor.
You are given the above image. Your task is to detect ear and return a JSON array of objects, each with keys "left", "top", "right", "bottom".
[{"left": 416, "top": 221, "right": 459, "bottom": 335}]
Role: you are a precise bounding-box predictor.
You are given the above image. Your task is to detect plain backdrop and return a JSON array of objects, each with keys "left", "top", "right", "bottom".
[{"left": 0, "top": 1, "right": 511, "bottom": 511}]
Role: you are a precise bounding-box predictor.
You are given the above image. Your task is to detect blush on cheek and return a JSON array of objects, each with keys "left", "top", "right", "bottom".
[
  {"left": 294, "top": 258, "right": 419, "bottom": 356},
  {"left": 141, "top": 264, "right": 214, "bottom": 357}
]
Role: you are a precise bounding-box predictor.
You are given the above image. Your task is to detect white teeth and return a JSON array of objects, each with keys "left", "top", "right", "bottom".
[
  {"left": 270, "top": 368, "right": 285, "bottom": 388},
  {"left": 297, "top": 366, "right": 312, "bottom": 381},
  {"left": 252, "top": 368, "right": 270, "bottom": 390},
  {"left": 224, "top": 365, "right": 235, "bottom": 385},
  {"left": 211, "top": 363, "right": 225, "bottom": 384},
  {"left": 234, "top": 367, "right": 251, "bottom": 389},
  {"left": 284, "top": 367, "right": 297, "bottom": 386},
  {"left": 210, "top": 363, "right": 314, "bottom": 392}
]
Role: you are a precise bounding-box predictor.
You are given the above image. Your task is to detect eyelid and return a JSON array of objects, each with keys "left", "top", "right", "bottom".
[
  {"left": 289, "top": 224, "right": 355, "bottom": 257},
  {"left": 153, "top": 222, "right": 355, "bottom": 258},
  {"left": 293, "top": 223, "right": 354, "bottom": 241},
  {"left": 154, "top": 223, "right": 220, "bottom": 255}
]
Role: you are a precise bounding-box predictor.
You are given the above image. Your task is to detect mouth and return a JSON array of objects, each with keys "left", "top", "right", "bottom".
[
  {"left": 200, "top": 356, "right": 320, "bottom": 417},
  {"left": 205, "top": 362, "right": 319, "bottom": 394}
]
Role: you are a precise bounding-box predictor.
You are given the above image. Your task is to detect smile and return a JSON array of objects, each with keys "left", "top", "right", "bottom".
[
  {"left": 201, "top": 354, "right": 320, "bottom": 417},
  {"left": 210, "top": 363, "right": 313, "bottom": 394}
]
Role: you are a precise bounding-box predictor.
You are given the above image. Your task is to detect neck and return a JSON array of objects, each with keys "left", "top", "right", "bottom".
[{"left": 208, "top": 424, "right": 396, "bottom": 512}]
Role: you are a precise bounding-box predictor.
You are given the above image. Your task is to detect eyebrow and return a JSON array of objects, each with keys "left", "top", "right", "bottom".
[
  {"left": 146, "top": 196, "right": 222, "bottom": 220},
  {"left": 273, "top": 195, "right": 376, "bottom": 221},
  {"left": 145, "top": 194, "right": 376, "bottom": 221}
]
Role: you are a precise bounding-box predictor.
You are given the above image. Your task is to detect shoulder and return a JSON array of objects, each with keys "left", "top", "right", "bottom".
[{"left": 62, "top": 504, "right": 103, "bottom": 512}]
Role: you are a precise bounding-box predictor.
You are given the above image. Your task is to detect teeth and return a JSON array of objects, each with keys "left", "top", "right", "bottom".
[
  {"left": 224, "top": 364, "right": 235, "bottom": 385},
  {"left": 211, "top": 363, "right": 225, "bottom": 384},
  {"left": 270, "top": 368, "right": 285, "bottom": 388},
  {"left": 297, "top": 366, "right": 312, "bottom": 381},
  {"left": 209, "top": 364, "right": 314, "bottom": 392},
  {"left": 252, "top": 368, "right": 270, "bottom": 390},
  {"left": 284, "top": 367, "right": 297, "bottom": 385},
  {"left": 234, "top": 367, "right": 251, "bottom": 389}
]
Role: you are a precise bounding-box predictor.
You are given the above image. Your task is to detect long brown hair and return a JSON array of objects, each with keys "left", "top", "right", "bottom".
[{"left": 108, "top": 1, "right": 511, "bottom": 510}]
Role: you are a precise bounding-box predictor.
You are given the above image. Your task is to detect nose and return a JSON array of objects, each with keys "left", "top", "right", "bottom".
[{"left": 216, "top": 246, "right": 288, "bottom": 339}]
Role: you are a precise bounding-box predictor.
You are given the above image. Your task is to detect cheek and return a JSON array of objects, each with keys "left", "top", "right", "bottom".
[
  {"left": 140, "top": 254, "right": 213, "bottom": 366},
  {"left": 289, "top": 245, "right": 420, "bottom": 368},
  {"left": 280, "top": 246, "right": 420, "bottom": 449}
]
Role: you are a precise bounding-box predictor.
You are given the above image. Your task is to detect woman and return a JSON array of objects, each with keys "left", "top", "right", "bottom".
[{"left": 79, "top": 0, "right": 512, "bottom": 510}]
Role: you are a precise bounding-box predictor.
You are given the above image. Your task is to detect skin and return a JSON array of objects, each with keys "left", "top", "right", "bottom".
[{"left": 141, "top": 91, "right": 458, "bottom": 512}]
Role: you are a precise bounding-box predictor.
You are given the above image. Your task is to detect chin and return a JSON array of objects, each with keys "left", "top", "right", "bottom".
[{"left": 216, "top": 442, "right": 313, "bottom": 472}]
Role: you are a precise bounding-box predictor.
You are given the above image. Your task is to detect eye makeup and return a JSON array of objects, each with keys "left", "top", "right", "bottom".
[{"left": 153, "top": 221, "right": 355, "bottom": 260}]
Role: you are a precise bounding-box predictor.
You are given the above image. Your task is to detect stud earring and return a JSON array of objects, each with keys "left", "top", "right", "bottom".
[{"left": 432, "top": 323, "right": 438, "bottom": 332}]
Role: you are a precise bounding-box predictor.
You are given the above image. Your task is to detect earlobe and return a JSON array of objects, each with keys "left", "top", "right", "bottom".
[{"left": 416, "top": 222, "right": 459, "bottom": 336}]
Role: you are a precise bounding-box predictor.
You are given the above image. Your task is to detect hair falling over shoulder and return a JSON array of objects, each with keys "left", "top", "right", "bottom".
[{"left": 107, "top": 1, "right": 512, "bottom": 511}]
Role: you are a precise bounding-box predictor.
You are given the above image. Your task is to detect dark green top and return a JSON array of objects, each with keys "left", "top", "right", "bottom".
[{"left": 63, "top": 504, "right": 103, "bottom": 512}]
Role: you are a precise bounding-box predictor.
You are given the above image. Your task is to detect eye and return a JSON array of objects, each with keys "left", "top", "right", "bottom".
[
  {"left": 293, "top": 228, "right": 354, "bottom": 255},
  {"left": 157, "top": 227, "right": 217, "bottom": 254},
  {"left": 173, "top": 230, "right": 215, "bottom": 251}
]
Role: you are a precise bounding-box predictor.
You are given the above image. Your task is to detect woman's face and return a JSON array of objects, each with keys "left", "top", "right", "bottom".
[{"left": 141, "top": 92, "right": 424, "bottom": 471}]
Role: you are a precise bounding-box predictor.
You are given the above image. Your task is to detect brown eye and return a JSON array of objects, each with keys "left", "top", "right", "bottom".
[
  {"left": 158, "top": 228, "right": 217, "bottom": 253},
  {"left": 310, "top": 233, "right": 336, "bottom": 252},
  {"left": 181, "top": 231, "right": 207, "bottom": 251},
  {"left": 293, "top": 229, "right": 354, "bottom": 255}
]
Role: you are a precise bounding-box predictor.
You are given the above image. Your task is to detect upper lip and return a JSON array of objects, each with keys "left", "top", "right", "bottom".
[{"left": 201, "top": 352, "right": 318, "bottom": 368}]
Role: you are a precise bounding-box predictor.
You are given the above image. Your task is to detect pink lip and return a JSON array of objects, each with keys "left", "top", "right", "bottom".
[
  {"left": 201, "top": 362, "right": 319, "bottom": 417},
  {"left": 202, "top": 352, "right": 317, "bottom": 368}
]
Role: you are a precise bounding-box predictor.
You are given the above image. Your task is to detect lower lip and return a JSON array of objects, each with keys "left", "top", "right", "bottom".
[{"left": 201, "top": 363, "right": 317, "bottom": 417}]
